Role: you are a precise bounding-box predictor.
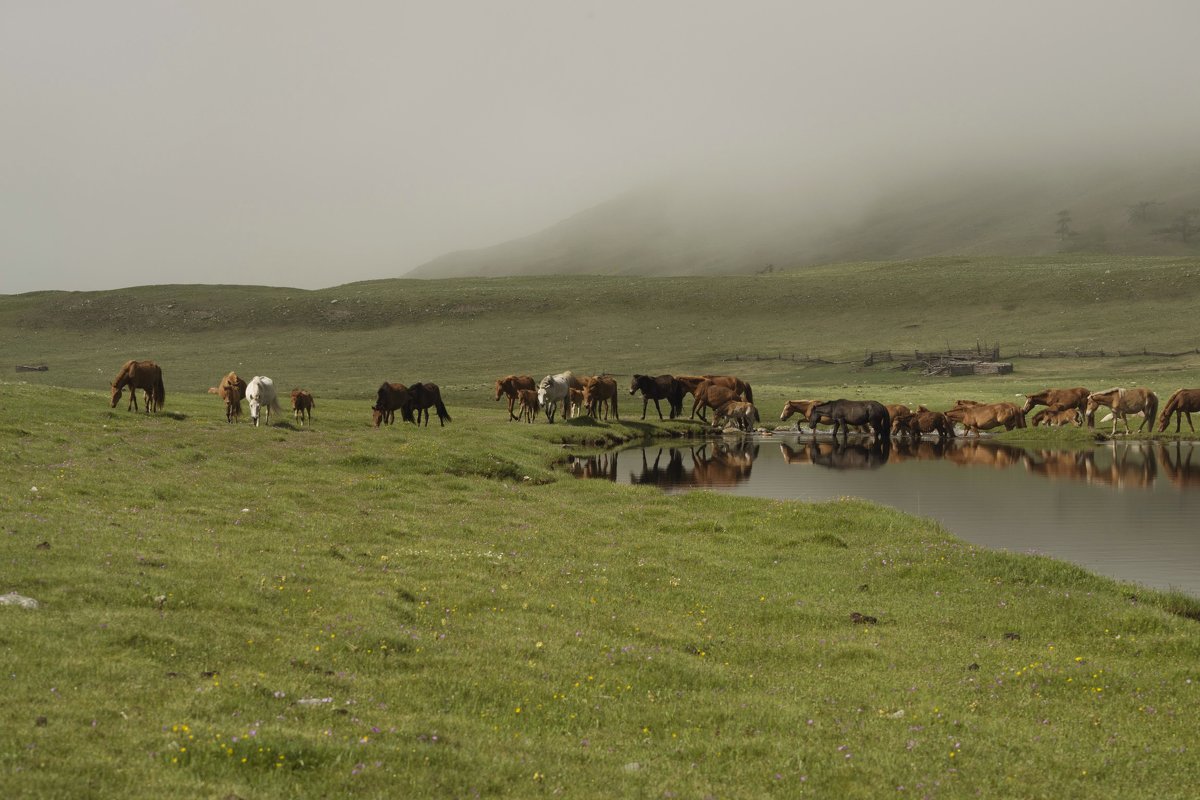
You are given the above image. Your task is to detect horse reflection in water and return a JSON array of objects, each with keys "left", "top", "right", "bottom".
[
  {"left": 567, "top": 451, "right": 620, "bottom": 480},
  {"left": 778, "top": 438, "right": 891, "bottom": 470},
  {"left": 629, "top": 443, "right": 758, "bottom": 489}
]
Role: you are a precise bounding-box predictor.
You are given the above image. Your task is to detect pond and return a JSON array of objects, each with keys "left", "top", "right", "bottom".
[{"left": 569, "top": 436, "right": 1200, "bottom": 597}]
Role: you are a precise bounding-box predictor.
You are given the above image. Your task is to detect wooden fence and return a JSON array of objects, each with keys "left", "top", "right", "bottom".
[{"left": 722, "top": 344, "right": 1200, "bottom": 366}]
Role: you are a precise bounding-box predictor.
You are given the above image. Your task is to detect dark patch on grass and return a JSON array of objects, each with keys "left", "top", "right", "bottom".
[
  {"left": 809, "top": 532, "right": 849, "bottom": 548},
  {"left": 339, "top": 454, "right": 385, "bottom": 468},
  {"left": 1152, "top": 591, "right": 1200, "bottom": 622}
]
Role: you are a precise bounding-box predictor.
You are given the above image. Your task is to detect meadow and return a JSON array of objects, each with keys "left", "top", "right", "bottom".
[{"left": 3, "top": 255, "right": 1200, "bottom": 798}]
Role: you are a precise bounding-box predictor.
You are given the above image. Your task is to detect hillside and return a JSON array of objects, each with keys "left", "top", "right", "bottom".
[
  {"left": 408, "top": 160, "right": 1200, "bottom": 278},
  {"left": 4, "top": 256, "right": 1200, "bottom": 399}
]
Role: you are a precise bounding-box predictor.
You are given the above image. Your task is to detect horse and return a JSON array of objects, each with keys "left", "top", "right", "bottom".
[
  {"left": 944, "top": 402, "right": 1025, "bottom": 437},
  {"left": 1030, "top": 407, "right": 1079, "bottom": 427},
  {"left": 407, "top": 382, "right": 451, "bottom": 427},
  {"left": 629, "top": 374, "right": 683, "bottom": 420},
  {"left": 245, "top": 376, "right": 283, "bottom": 427},
  {"left": 537, "top": 372, "right": 575, "bottom": 424},
  {"left": 372, "top": 382, "right": 414, "bottom": 427},
  {"left": 1158, "top": 388, "right": 1200, "bottom": 433},
  {"left": 675, "top": 375, "right": 751, "bottom": 407},
  {"left": 1021, "top": 387, "right": 1089, "bottom": 424},
  {"left": 581, "top": 375, "right": 619, "bottom": 420},
  {"left": 894, "top": 410, "right": 955, "bottom": 440},
  {"left": 1086, "top": 387, "right": 1158, "bottom": 435},
  {"left": 691, "top": 382, "right": 740, "bottom": 423},
  {"left": 715, "top": 400, "right": 759, "bottom": 431},
  {"left": 218, "top": 371, "right": 247, "bottom": 423},
  {"left": 805, "top": 399, "right": 890, "bottom": 442},
  {"left": 110, "top": 359, "right": 165, "bottom": 414},
  {"left": 516, "top": 388, "right": 540, "bottom": 423},
  {"left": 291, "top": 389, "right": 315, "bottom": 424},
  {"left": 494, "top": 375, "right": 535, "bottom": 421}
]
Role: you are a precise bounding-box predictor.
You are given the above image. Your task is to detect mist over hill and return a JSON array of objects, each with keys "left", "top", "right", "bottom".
[{"left": 408, "top": 156, "right": 1200, "bottom": 278}]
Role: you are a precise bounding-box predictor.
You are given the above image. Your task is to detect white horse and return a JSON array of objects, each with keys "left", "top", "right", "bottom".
[
  {"left": 537, "top": 371, "right": 575, "bottom": 424},
  {"left": 246, "top": 375, "right": 283, "bottom": 427}
]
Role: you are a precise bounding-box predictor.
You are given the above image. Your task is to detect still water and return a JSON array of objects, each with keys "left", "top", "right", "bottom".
[{"left": 569, "top": 436, "right": 1200, "bottom": 596}]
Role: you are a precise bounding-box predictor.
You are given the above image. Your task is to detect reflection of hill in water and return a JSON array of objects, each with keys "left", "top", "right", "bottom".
[{"left": 573, "top": 438, "right": 1200, "bottom": 493}]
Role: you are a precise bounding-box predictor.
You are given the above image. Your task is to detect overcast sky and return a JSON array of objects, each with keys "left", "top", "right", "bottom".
[{"left": 3, "top": 1, "right": 1199, "bottom": 294}]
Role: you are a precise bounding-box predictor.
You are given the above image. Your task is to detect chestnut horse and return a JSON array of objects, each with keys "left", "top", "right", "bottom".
[
  {"left": 894, "top": 410, "right": 955, "bottom": 440},
  {"left": 1021, "top": 387, "right": 1089, "bottom": 425},
  {"left": 110, "top": 359, "right": 165, "bottom": 414},
  {"left": 218, "top": 371, "right": 247, "bottom": 423},
  {"left": 1031, "top": 407, "right": 1079, "bottom": 427},
  {"left": 291, "top": 389, "right": 315, "bottom": 424},
  {"left": 945, "top": 401, "right": 1026, "bottom": 437},
  {"left": 516, "top": 388, "right": 540, "bottom": 423},
  {"left": 691, "top": 382, "right": 740, "bottom": 423},
  {"left": 581, "top": 375, "right": 619, "bottom": 420},
  {"left": 373, "top": 382, "right": 414, "bottom": 427},
  {"left": 1086, "top": 388, "right": 1158, "bottom": 435},
  {"left": 408, "top": 382, "right": 452, "bottom": 427},
  {"left": 1158, "top": 388, "right": 1200, "bottom": 433},
  {"left": 715, "top": 400, "right": 759, "bottom": 431},
  {"left": 494, "top": 375, "right": 535, "bottom": 421},
  {"left": 629, "top": 374, "right": 683, "bottom": 420}
]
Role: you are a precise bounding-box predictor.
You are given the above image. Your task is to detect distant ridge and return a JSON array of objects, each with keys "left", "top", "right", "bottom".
[{"left": 407, "top": 159, "right": 1200, "bottom": 278}]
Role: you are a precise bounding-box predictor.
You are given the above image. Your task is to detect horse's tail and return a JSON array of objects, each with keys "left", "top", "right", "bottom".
[
  {"left": 1146, "top": 392, "right": 1159, "bottom": 430},
  {"left": 154, "top": 374, "right": 165, "bottom": 409},
  {"left": 401, "top": 402, "right": 415, "bottom": 423},
  {"left": 435, "top": 397, "right": 451, "bottom": 423},
  {"left": 743, "top": 382, "right": 754, "bottom": 404}
]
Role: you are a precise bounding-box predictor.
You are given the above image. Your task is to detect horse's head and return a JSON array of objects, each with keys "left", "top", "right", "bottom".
[
  {"left": 110, "top": 384, "right": 122, "bottom": 408},
  {"left": 494, "top": 379, "right": 505, "bottom": 401},
  {"left": 1020, "top": 396, "right": 1038, "bottom": 414},
  {"left": 629, "top": 375, "right": 642, "bottom": 395}
]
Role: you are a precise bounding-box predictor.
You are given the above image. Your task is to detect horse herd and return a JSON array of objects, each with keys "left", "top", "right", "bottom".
[{"left": 109, "top": 360, "right": 1200, "bottom": 439}]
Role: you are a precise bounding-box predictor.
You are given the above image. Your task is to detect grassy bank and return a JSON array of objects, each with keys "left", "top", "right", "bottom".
[{"left": 2, "top": 382, "right": 1199, "bottom": 798}]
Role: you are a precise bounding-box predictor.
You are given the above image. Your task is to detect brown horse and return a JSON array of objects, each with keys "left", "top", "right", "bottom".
[
  {"left": 291, "top": 389, "right": 315, "bottom": 424},
  {"left": 691, "top": 382, "right": 740, "bottom": 423},
  {"left": 779, "top": 399, "right": 866, "bottom": 434},
  {"left": 111, "top": 360, "right": 165, "bottom": 413},
  {"left": 1086, "top": 388, "right": 1158, "bottom": 435},
  {"left": 494, "top": 375, "right": 535, "bottom": 421},
  {"left": 629, "top": 374, "right": 683, "bottom": 420},
  {"left": 715, "top": 400, "right": 759, "bottom": 431},
  {"left": 516, "top": 388, "right": 540, "bottom": 423},
  {"left": 1021, "top": 387, "right": 1090, "bottom": 423},
  {"left": 218, "top": 371, "right": 247, "bottom": 423},
  {"left": 676, "top": 375, "right": 752, "bottom": 406},
  {"left": 1158, "top": 388, "right": 1200, "bottom": 433},
  {"left": 1031, "top": 407, "right": 1079, "bottom": 427},
  {"left": 373, "top": 382, "right": 414, "bottom": 427},
  {"left": 944, "top": 402, "right": 1026, "bottom": 437},
  {"left": 894, "top": 410, "right": 955, "bottom": 440},
  {"left": 408, "top": 382, "right": 452, "bottom": 427},
  {"left": 581, "top": 375, "right": 619, "bottom": 420},
  {"left": 806, "top": 399, "right": 891, "bottom": 442}
]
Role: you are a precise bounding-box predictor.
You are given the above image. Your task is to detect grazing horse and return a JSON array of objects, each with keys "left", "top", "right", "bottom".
[
  {"left": 1021, "top": 387, "right": 1089, "bottom": 425},
  {"left": 373, "top": 382, "right": 414, "bottom": 427},
  {"left": 581, "top": 375, "right": 619, "bottom": 420},
  {"left": 806, "top": 399, "right": 891, "bottom": 442},
  {"left": 516, "top": 388, "right": 540, "bottom": 423},
  {"left": 691, "top": 382, "right": 740, "bottom": 423},
  {"left": 218, "top": 371, "right": 247, "bottom": 423},
  {"left": 407, "top": 382, "right": 452, "bottom": 427},
  {"left": 291, "top": 389, "right": 315, "bottom": 424},
  {"left": 1158, "top": 388, "right": 1200, "bottom": 433},
  {"left": 1086, "top": 387, "right": 1158, "bottom": 435},
  {"left": 629, "top": 374, "right": 683, "bottom": 420},
  {"left": 715, "top": 400, "right": 759, "bottom": 431},
  {"left": 110, "top": 359, "right": 165, "bottom": 414},
  {"left": 945, "top": 402, "right": 1025, "bottom": 437},
  {"left": 245, "top": 376, "right": 283, "bottom": 427},
  {"left": 537, "top": 372, "right": 575, "bottom": 424},
  {"left": 494, "top": 375, "right": 535, "bottom": 421}
]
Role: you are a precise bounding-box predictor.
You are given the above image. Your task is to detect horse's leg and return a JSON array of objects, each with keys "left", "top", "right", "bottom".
[{"left": 653, "top": 398, "right": 664, "bottom": 420}]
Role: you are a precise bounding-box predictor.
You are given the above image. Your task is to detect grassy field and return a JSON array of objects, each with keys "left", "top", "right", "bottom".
[{"left": 4, "top": 256, "right": 1200, "bottom": 797}]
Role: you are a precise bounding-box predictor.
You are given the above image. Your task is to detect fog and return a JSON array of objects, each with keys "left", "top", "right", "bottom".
[{"left": 3, "top": 1, "right": 1200, "bottom": 294}]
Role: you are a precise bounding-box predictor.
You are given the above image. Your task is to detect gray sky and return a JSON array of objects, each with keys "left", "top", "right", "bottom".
[{"left": 3, "top": 1, "right": 1199, "bottom": 294}]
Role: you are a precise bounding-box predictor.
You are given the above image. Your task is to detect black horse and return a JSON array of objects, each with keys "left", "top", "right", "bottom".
[
  {"left": 406, "top": 382, "right": 452, "bottom": 427},
  {"left": 807, "top": 399, "right": 891, "bottom": 442},
  {"left": 629, "top": 374, "right": 684, "bottom": 420}
]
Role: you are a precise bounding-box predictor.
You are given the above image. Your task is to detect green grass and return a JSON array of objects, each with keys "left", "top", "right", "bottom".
[
  {"left": 2, "top": 382, "right": 1200, "bottom": 798},
  {"left": 4, "top": 256, "right": 1200, "bottom": 797}
]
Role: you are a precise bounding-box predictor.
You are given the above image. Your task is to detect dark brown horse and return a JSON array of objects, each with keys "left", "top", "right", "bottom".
[
  {"left": 893, "top": 410, "right": 955, "bottom": 440},
  {"left": 806, "top": 399, "right": 890, "bottom": 441},
  {"left": 218, "top": 371, "right": 247, "bottom": 423},
  {"left": 494, "top": 375, "right": 535, "bottom": 421},
  {"left": 111, "top": 359, "right": 165, "bottom": 413},
  {"left": 1158, "top": 388, "right": 1200, "bottom": 433},
  {"left": 373, "top": 382, "right": 413, "bottom": 427},
  {"left": 629, "top": 374, "right": 683, "bottom": 420},
  {"left": 407, "top": 382, "right": 451, "bottom": 427},
  {"left": 291, "top": 389, "right": 315, "bottom": 424}
]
